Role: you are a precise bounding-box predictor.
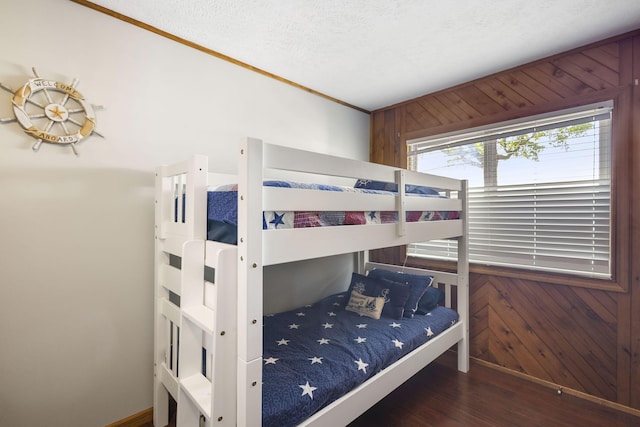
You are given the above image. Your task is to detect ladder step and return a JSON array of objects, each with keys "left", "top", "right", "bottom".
[
  {"left": 158, "top": 236, "right": 186, "bottom": 258},
  {"left": 180, "top": 373, "right": 212, "bottom": 419},
  {"left": 160, "top": 263, "right": 181, "bottom": 296},
  {"left": 161, "top": 298, "right": 181, "bottom": 326},
  {"left": 159, "top": 362, "right": 179, "bottom": 400},
  {"left": 182, "top": 305, "right": 215, "bottom": 334}
]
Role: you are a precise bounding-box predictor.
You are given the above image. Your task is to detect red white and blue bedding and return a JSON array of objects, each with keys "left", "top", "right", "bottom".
[
  {"left": 261, "top": 291, "right": 458, "bottom": 427},
  {"left": 206, "top": 180, "right": 459, "bottom": 244}
]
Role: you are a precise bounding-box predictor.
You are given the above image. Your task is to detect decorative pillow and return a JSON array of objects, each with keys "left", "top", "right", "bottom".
[
  {"left": 354, "top": 179, "right": 441, "bottom": 196},
  {"left": 354, "top": 179, "right": 397, "bottom": 192},
  {"left": 346, "top": 273, "right": 411, "bottom": 320},
  {"left": 406, "top": 184, "right": 441, "bottom": 196},
  {"left": 366, "top": 269, "right": 434, "bottom": 318},
  {"left": 377, "top": 279, "right": 411, "bottom": 319},
  {"left": 345, "top": 290, "right": 385, "bottom": 320},
  {"left": 416, "top": 286, "right": 445, "bottom": 314}
]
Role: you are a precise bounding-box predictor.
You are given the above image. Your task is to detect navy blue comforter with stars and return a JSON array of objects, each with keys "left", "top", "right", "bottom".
[{"left": 261, "top": 292, "right": 459, "bottom": 427}]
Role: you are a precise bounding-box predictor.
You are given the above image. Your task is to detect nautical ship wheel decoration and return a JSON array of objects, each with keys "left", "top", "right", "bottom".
[{"left": 0, "top": 67, "right": 104, "bottom": 155}]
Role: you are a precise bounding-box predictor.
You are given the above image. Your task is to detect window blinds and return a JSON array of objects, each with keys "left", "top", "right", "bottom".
[{"left": 408, "top": 102, "right": 612, "bottom": 279}]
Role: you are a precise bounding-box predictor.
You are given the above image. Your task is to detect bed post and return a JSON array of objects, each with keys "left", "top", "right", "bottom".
[
  {"left": 457, "top": 179, "right": 470, "bottom": 373},
  {"left": 395, "top": 169, "right": 406, "bottom": 237},
  {"left": 154, "top": 166, "right": 170, "bottom": 427},
  {"left": 237, "top": 138, "right": 265, "bottom": 427},
  {"left": 355, "top": 251, "right": 369, "bottom": 274}
]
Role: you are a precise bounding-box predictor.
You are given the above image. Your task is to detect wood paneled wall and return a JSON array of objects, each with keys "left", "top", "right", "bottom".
[{"left": 370, "top": 31, "right": 640, "bottom": 409}]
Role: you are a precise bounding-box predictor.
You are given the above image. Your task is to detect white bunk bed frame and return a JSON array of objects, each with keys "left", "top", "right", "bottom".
[{"left": 154, "top": 138, "right": 469, "bottom": 427}]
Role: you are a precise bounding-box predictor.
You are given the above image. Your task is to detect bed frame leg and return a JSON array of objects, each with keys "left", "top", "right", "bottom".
[
  {"left": 457, "top": 340, "right": 470, "bottom": 373},
  {"left": 154, "top": 384, "right": 169, "bottom": 427}
]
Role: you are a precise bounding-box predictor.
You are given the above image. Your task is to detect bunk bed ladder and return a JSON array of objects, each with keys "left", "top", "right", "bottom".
[
  {"left": 176, "top": 242, "right": 237, "bottom": 427},
  {"left": 155, "top": 156, "right": 237, "bottom": 427}
]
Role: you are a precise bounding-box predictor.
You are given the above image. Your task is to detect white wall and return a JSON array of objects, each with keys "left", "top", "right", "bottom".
[{"left": 0, "top": 1, "right": 370, "bottom": 426}]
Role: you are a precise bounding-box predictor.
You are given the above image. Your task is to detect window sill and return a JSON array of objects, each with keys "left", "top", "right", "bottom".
[{"left": 406, "top": 256, "right": 627, "bottom": 293}]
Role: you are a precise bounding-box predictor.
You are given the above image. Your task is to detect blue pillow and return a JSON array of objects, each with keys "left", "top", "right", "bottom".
[
  {"left": 354, "top": 179, "right": 440, "bottom": 196},
  {"left": 354, "top": 179, "right": 397, "bottom": 192},
  {"left": 406, "top": 184, "right": 441, "bottom": 196},
  {"left": 416, "top": 286, "right": 445, "bottom": 314},
  {"left": 347, "top": 273, "right": 411, "bottom": 320},
  {"left": 366, "top": 269, "right": 433, "bottom": 318}
]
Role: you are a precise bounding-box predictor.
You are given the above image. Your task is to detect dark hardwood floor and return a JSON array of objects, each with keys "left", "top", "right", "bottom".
[
  {"left": 150, "top": 353, "right": 640, "bottom": 426},
  {"left": 348, "top": 353, "right": 640, "bottom": 427}
]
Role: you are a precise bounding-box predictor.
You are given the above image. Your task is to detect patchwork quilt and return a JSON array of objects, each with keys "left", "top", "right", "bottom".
[{"left": 206, "top": 180, "right": 459, "bottom": 243}]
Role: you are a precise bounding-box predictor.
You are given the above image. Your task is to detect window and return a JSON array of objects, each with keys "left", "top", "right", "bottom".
[{"left": 407, "top": 101, "right": 613, "bottom": 279}]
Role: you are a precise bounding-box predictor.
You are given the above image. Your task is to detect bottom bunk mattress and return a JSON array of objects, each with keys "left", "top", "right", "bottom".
[{"left": 262, "top": 291, "right": 459, "bottom": 426}]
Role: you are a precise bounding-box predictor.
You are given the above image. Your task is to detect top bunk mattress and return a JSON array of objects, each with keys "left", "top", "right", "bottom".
[{"left": 206, "top": 180, "right": 460, "bottom": 244}]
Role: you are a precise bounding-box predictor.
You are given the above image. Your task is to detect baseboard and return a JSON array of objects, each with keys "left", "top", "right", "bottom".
[
  {"left": 105, "top": 407, "right": 153, "bottom": 427},
  {"left": 473, "top": 357, "right": 640, "bottom": 419}
]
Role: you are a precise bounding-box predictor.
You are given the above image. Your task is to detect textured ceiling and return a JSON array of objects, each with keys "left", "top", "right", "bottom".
[{"left": 90, "top": 0, "right": 640, "bottom": 111}]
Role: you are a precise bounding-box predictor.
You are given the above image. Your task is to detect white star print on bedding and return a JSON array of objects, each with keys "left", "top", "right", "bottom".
[
  {"left": 299, "top": 382, "right": 317, "bottom": 399},
  {"left": 261, "top": 291, "right": 459, "bottom": 427},
  {"left": 355, "top": 358, "right": 369, "bottom": 373}
]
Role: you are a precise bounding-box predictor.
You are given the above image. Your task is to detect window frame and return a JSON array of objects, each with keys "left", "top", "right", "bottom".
[{"left": 402, "top": 96, "right": 630, "bottom": 293}]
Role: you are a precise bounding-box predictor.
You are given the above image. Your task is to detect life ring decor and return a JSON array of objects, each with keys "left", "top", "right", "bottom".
[{"left": 0, "top": 67, "right": 104, "bottom": 155}]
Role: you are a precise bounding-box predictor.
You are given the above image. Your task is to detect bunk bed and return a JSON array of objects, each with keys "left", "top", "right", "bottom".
[{"left": 154, "top": 138, "right": 469, "bottom": 427}]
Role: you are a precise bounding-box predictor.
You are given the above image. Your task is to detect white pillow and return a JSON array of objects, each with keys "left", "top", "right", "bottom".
[{"left": 345, "top": 290, "right": 385, "bottom": 320}]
